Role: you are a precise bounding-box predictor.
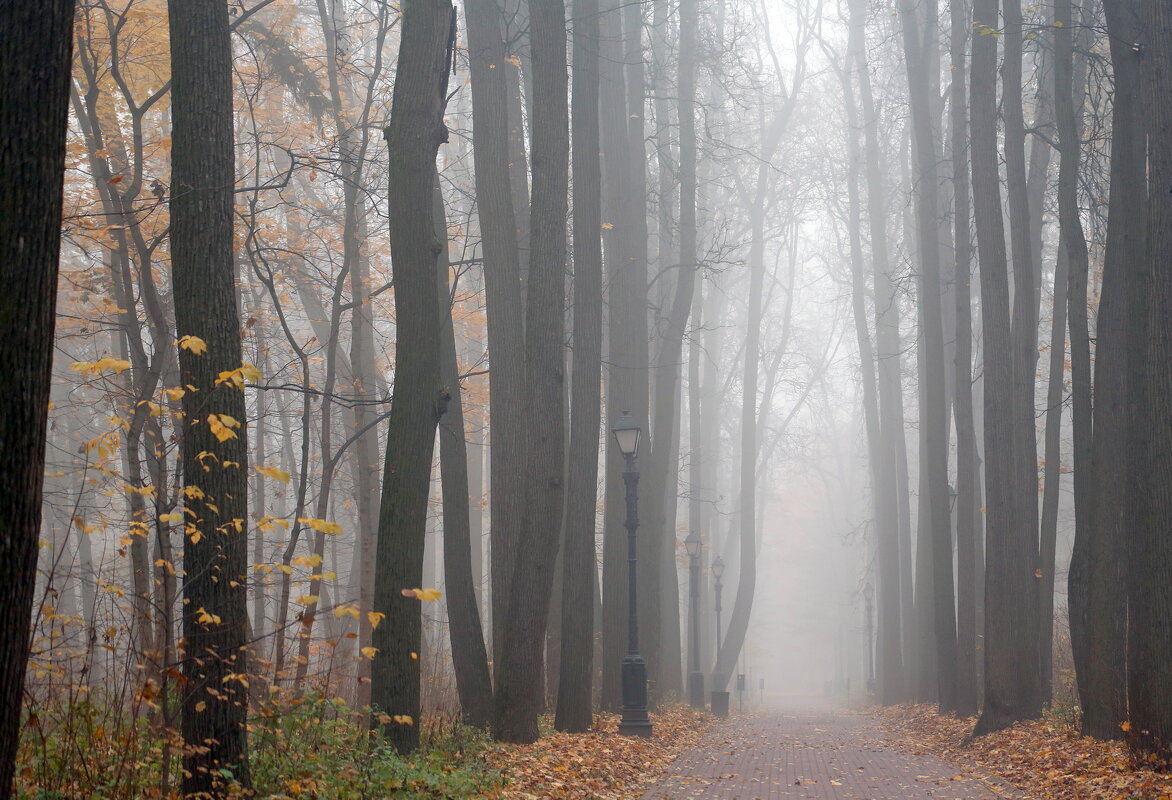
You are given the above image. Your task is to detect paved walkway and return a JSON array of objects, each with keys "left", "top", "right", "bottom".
[{"left": 642, "top": 704, "right": 1021, "bottom": 800}]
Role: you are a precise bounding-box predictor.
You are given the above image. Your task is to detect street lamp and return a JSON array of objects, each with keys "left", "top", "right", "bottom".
[
  {"left": 613, "top": 412, "right": 652, "bottom": 738},
  {"left": 685, "top": 530, "right": 704, "bottom": 708},
  {"left": 863, "top": 582, "right": 874, "bottom": 694},
  {"left": 710, "top": 554, "right": 727, "bottom": 713}
]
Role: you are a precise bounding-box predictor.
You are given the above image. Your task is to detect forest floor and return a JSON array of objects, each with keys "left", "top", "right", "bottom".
[
  {"left": 641, "top": 701, "right": 1018, "bottom": 799},
  {"left": 874, "top": 703, "right": 1172, "bottom": 800},
  {"left": 489, "top": 706, "right": 719, "bottom": 799}
]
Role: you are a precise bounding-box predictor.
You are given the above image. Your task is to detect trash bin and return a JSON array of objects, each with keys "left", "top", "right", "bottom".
[{"left": 711, "top": 690, "right": 730, "bottom": 717}]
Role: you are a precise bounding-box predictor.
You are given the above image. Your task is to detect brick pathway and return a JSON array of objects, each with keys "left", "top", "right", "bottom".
[{"left": 642, "top": 704, "right": 1022, "bottom": 800}]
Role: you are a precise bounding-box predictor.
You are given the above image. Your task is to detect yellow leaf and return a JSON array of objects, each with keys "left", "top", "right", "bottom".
[
  {"left": 256, "top": 465, "right": 291, "bottom": 483},
  {"left": 297, "top": 517, "right": 342, "bottom": 535},
  {"left": 277, "top": 563, "right": 294, "bottom": 575},
  {"left": 196, "top": 607, "right": 221, "bottom": 625},
  {"left": 332, "top": 605, "right": 361, "bottom": 620},
  {"left": 368, "top": 611, "right": 386, "bottom": 630},
  {"left": 207, "top": 414, "right": 240, "bottom": 442},
  {"left": 159, "top": 512, "right": 183, "bottom": 524},
  {"left": 178, "top": 335, "right": 207, "bottom": 355},
  {"left": 360, "top": 646, "right": 378, "bottom": 659},
  {"left": 292, "top": 554, "right": 323, "bottom": 569},
  {"left": 195, "top": 701, "right": 207, "bottom": 712},
  {"left": 71, "top": 357, "right": 132, "bottom": 376},
  {"left": 392, "top": 715, "right": 414, "bottom": 726},
  {"left": 295, "top": 595, "right": 320, "bottom": 605},
  {"left": 164, "top": 387, "right": 186, "bottom": 402}
]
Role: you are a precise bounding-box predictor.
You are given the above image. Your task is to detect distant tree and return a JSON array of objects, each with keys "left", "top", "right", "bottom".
[
  {"left": 370, "top": 0, "right": 456, "bottom": 754},
  {"left": 0, "top": 2, "right": 75, "bottom": 796},
  {"left": 169, "top": 0, "right": 252, "bottom": 793}
]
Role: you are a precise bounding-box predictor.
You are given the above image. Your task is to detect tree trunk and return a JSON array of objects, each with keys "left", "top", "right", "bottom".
[
  {"left": 370, "top": 0, "right": 454, "bottom": 754},
  {"left": 1129, "top": 0, "right": 1172, "bottom": 764},
  {"left": 492, "top": 0, "right": 569, "bottom": 742},
  {"left": 949, "top": 0, "right": 979, "bottom": 719},
  {"left": 0, "top": 1, "right": 73, "bottom": 793},
  {"left": 170, "top": 0, "right": 251, "bottom": 792},
  {"left": 971, "top": 0, "right": 1042, "bottom": 734},
  {"left": 435, "top": 177, "right": 494, "bottom": 728},
  {"left": 900, "top": 0, "right": 957, "bottom": 714},
  {"left": 465, "top": 0, "right": 528, "bottom": 672},
  {"left": 1074, "top": 0, "right": 1142, "bottom": 740},
  {"left": 556, "top": 0, "right": 603, "bottom": 733}
]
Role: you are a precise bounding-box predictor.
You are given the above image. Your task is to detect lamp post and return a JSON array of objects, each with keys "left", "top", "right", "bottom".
[
  {"left": 613, "top": 412, "right": 652, "bottom": 738},
  {"left": 712, "top": 555, "right": 725, "bottom": 653},
  {"left": 863, "top": 582, "right": 874, "bottom": 694},
  {"left": 685, "top": 530, "right": 704, "bottom": 708}
]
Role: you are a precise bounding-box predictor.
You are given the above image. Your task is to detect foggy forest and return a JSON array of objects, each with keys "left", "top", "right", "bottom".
[{"left": 2, "top": 0, "right": 1171, "bottom": 798}]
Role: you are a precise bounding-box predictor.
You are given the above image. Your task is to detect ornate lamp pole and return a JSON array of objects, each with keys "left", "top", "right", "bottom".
[
  {"left": 613, "top": 412, "right": 652, "bottom": 737},
  {"left": 711, "top": 555, "right": 726, "bottom": 690},
  {"left": 685, "top": 530, "right": 704, "bottom": 708}
]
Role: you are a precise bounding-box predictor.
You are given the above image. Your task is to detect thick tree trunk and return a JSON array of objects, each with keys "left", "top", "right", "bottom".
[
  {"left": 555, "top": 0, "right": 603, "bottom": 734},
  {"left": 1129, "top": 0, "right": 1172, "bottom": 764},
  {"left": 492, "top": 0, "right": 569, "bottom": 742},
  {"left": 170, "top": 0, "right": 251, "bottom": 792},
  {"left": 0, "top": 2, "right": 73, "bottom": 794},
  {"left": 1074, "top": 0, "right": 1142, "bottom": 740},
  {"left": 370, "top": 0, "right": 454, "bottom": 754}
]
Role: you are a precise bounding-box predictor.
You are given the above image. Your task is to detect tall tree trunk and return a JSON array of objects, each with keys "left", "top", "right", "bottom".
[
  {"left": 1129, "top": 0, "right": 1172, "bottom": 764},
  {"left": 1073, "top": 0, "right": 1140, "bottom": 739},
  {"left": 1002, "top": 0, "right": 1043, "bottom": 715},
  {"left": 949, "top": 0, "right": 979, "bottom": 719},
  {"left": 599, "top": 0, "right": 646, "bottom": 711},
  {"left": 170, "top": 0, "right": 251, "bottom": 792},
  {"left": 492, "top": 0, "right": 569, "bottom": 742},
  {"left": 971, "top": 0, "right": 1041, "bottom": 734},
  {"left": 370, "top": 0, "right": 454, "bottom": 754},
  {"left": 465, "top": 0, "right": 528, "bottom": 671},
  {"left": 435, "top": 177, "right": 494, "bottom": 728},
  {"left": 900, "top": 0, "right": 957, "bottom": 714},
  {"left": 0, "top": 1, "right": 73, "bottom": 794},
  {"left": 848, "top": 0, "right": 905, "bottom": 706},
  {"left": 556, "top": 0, "right": 603, "bottom": 733}
]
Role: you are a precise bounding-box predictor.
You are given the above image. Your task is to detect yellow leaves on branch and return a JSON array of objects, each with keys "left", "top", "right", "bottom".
[
  {"left": 298, "top": 517, "right": 343, "bottom": 535},
  {"left": 195, "top": 607, "right": 221, "bottom": 625},
  {"left": 401, "top": 587, "right": 443, "bottom": 602},
  {"left": 255, "top": 465, "right": 291, "bottom": 483},
  {"left": 216, "top": 362, "right": 261, "bottom": 390},
  {"left": 178, "top": 335, "right": 207, "bottom": 355},
  {"left": 257, "top": 515, "right": 290, "bottom": 533},
  {"left": 71, "top": 357, "right": 132, "bottom": 376},
  {"left": 207, "top": 413, "right": 240, "bottom": 442},
  {"left": 374, "top": 712, "right": 415, "bottom": 726},
  {"left": 295, "top": 595, "right": 321, "bottom": 606}
]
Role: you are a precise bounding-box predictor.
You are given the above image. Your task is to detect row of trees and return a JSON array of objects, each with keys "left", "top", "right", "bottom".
[{"left": 849, "top": 0, "right": 1172, "bottom": 763}]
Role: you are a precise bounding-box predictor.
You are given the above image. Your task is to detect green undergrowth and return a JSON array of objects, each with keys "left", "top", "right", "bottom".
[{"left": 17, "top": 693, "right": 504, "bottom": 799}]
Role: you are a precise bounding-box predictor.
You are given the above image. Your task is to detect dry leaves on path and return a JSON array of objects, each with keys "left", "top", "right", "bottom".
[
  {"left": 486, "top": 706, "right": 719, "bottom": 800},
  {"left": 873, "top": 703, "right": 1172, "bottom": 800}
]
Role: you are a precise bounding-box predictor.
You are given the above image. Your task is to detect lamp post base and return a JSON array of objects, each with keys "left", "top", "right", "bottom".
[
  {"left": 688, "top": 671, "right": 705, "bottom": 709},
  {"left": 618, "top": 655, "right": 653, "bottom": 737}
]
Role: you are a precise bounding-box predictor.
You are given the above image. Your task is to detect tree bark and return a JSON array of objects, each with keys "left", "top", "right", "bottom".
[
  {"left": 370, "top": 0, "right": 455, "bottom": 753},
  {"left": 0, "top": 1, "right": 73, "bottom": 794},
  {"left": 1129, "top": 0, "right": 1172, "bottom": 764},
  {"left": 169, "top": 0, "right": 251, "bottom": 792}
]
